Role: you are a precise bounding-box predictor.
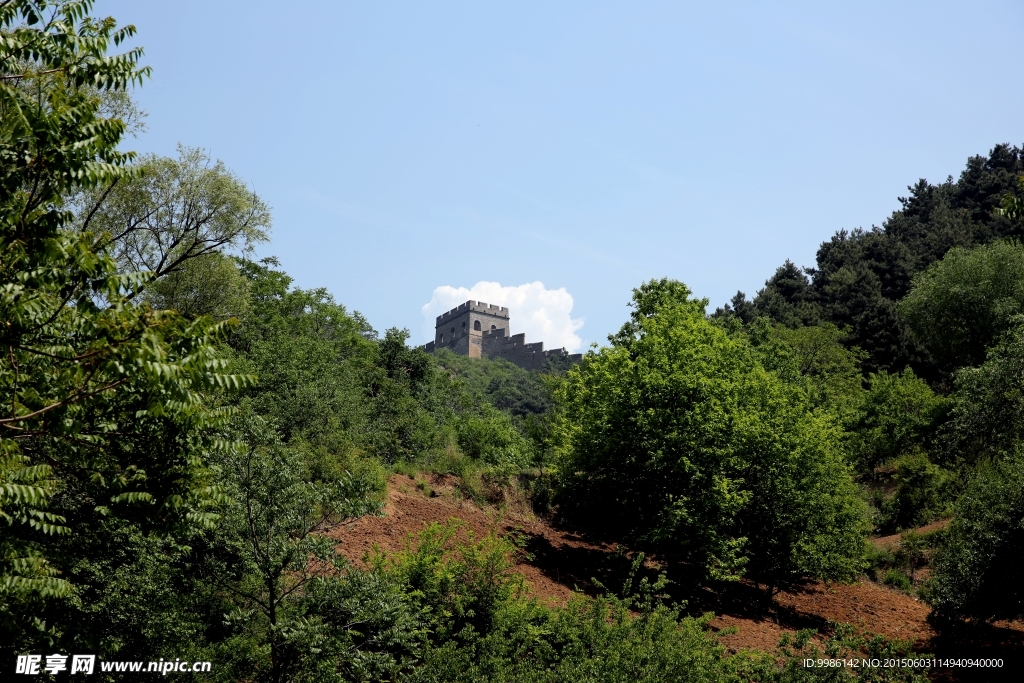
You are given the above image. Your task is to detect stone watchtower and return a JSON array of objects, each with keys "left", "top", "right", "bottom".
[
  {"left": 424, "top": 300, "right": 582, "bottom": 370},
  {"left": 424, "top": 301, "right": 510, "bottom": 358}
]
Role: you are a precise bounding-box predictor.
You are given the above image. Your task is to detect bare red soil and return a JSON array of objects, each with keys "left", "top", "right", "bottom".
[
  {"left": 873, "top": 519, "right": 951, "bottom": 550},
  {"left": 329, "top": 474, "right": 1024, "bottom": 682}
]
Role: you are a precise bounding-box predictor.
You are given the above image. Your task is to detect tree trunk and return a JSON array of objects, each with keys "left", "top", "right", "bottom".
[{"left": 269, "top": 578, "right": 280, "bottom": 683}]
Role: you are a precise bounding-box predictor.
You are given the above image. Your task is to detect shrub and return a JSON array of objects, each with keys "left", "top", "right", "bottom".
[
  {"left": 456, "top": 405, "right": 536, "bottom": 471},
  {"left": 370, "top": 521, "right": 926, "bottom": 683},
  {"left": 374, "top": 521, "right": 528, "bottom": 642},
  {"left": 732, "top": 623, "right": 930, "bottom": 682},
  {"left": 882, "top": 568, "right": 912, "bottom": 591},
  {"left": 409, "top": 554, "right": 729, "bottom": 683},
  {"left": 879, "top": 454, "right": 953, "bottom": 532}
]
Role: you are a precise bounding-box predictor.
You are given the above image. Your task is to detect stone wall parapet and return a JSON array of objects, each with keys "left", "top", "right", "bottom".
[{"left": 436, "top": 300, "right": 509, "bottom": 324}]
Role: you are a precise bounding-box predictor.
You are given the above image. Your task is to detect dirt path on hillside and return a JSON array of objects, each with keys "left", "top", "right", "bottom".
[
  {"left": 328, "top": 474, "right": 1024, "bottom": 682},
  {"left": 872, "top": 518, "right": 951, "bottom": 550}
]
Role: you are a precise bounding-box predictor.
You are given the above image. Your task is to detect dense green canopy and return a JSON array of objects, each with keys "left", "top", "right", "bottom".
[
  {"left": 6, "top": 2, "right": 1024, "bottom": 678},
  {"left": 554, "top": 279, "right": 868, "bottom": 590}
]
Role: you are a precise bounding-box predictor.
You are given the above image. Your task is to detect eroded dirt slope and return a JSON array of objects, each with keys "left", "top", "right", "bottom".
[{"left": 329, "top": 474, "right": 1024, "bottom": 682}]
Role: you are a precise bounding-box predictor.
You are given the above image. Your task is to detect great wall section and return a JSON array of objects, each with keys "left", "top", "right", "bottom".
[{"left": 422, "top": 300, "right": 582, "bottom": 371}]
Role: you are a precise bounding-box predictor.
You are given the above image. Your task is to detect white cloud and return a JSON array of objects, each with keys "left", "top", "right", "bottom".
[{"left": 422, "top": 281, "right": 584, "bottom": 352}]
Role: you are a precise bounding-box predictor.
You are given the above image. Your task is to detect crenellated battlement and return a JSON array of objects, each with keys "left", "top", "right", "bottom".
[{"left": 436, "top": 300, "right": 508, "bottom": 324}]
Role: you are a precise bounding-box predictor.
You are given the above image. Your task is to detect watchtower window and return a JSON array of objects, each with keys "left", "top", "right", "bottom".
[
  {"left": 474, "top": 320, "right": 481, "bottom": 331},
  {"left": 491, "top": 325, "right": 496, "bottom": 330},
  {"left": 450, "top": 326, "right": 455, "bottom": 334},
  {"left": 439, "top": 334, "right": 444, "bottom": 343},
  {"left": 462, "top": 321, "right": 466, "bottom": 329}
]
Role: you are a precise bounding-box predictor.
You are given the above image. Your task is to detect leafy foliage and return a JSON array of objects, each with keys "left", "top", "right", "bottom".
[
  {"left": 848, "top": 370, "right": 946, "bottom": 476},
  {"left": 376, "top": 520, "right": 528, "bottom": 644},
  {"left": 0, "top": 0, "right": 248, "bottom": 610},
  {"left": 81, "top": 145, "right": 271, "bottom": 298},
  {"left": 900, "top": 240, "right": 1024, "bottom": 373},
  {"left": 741, "top": 145, "right": 1024, "bottom": 377},
  {"left": 928, "top": 447, "right": 1024, "bottom": 622},
  {"left": 146, "top": 252, "right": 252, "bottom": 321},
  {"left": 230, "top": 258, "right": 378, "bottom": 457},
  {"left": 455, "top": 405, "right": 535, "bottom": 471},
  {"left": 747, "top": 320, "right": 866, "bottom": 415},
  {"left": 878, "top": 454, "right": 952, "bottom": 532},
  {"left": 7, "top": 0, "right": 1020, "bottom": 669},
  {"left": 555, "top": 279, "right": 868, "bottom": 590},
  {"left": 208, "top": 413, "right": 381, "bottom": 683},
  {"left": 937, "top": 318, "right": 1024, "bottom": 464},
  {"left": 390, "top": 527, "right": 925, "bottom": 683},
  {"left": 0, "top": 515, "right": 212, "bottom": 667},
  {"left": 734, "top": 623, "right": 929, "bottom": 683},
  {"left": 433, "top": 348, "right": 555, "bottom": 418}
]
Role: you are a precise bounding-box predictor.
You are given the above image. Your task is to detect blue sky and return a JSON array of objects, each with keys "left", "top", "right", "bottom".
[{"left": 103, "top": 0, "right": 1024, "bottom": 348}]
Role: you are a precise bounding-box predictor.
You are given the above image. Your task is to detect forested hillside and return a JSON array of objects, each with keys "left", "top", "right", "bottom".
[
  {"left": 717, "top": 145, "right": 1024, "bottom": 381},
  {"left": 3, "top": 3, "right": 1024, "bottom": 682}
]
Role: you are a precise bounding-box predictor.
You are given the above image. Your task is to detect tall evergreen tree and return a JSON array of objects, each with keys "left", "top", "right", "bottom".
[{"left": 746, "top": 144, "right": 1024, "bottom": 378}]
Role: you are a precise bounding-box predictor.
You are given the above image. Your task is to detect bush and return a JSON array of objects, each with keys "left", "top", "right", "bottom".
[
  {"left": 456, "top": 405, "right": 536, "bottom": 471},
  {"left": 865, "top": 543, "right": 898, "bottom": 580},
  {"left": 201, "top": 503, "right": 931, "bottom": 683},
  {"left": 882, "top": 568, "right": 912, "bottom": 591},
  {"left": 878, "top": 454, "right": 953, "bottom": 532},
  {"left": 733, "top": 623, "right": 930, "bottom": 682},
  {"left": 375, "top": 521, "right": 529, "bottom": 642},
  {"left": 405, "top": 550, "right": 730, "bottom": 683}
]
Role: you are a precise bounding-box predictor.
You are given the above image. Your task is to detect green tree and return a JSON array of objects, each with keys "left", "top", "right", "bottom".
[
  {"left": 209, "top": 414, "right": 380, "bottom": 683},
  {"left": 900, "top": 240, "right": 1024, "bottom": 372},
  {"left": 365, "top": 329, "right": 454, "bottom": 465},
  {"left": 849, "top": 370, "right": 947, "bottom": 475},
  {"left": 431, "top": 349, "right": 559, "bottom": 467},
  {"left": 229, "top": 261, "right": 470, "bottom": 470},
  {"left": 750, "top": 260, "right": 822, "bottom": 329},
  {"left": 231, "top": 258, "right": 376, "bottom": 457},
  {"left": 26, "top": 516, "right": 213, "bottom": 666},
  {"left": 997, "top": 173, "right": 1024, "bottom": 222},
  {"left": 81, "top": 145, "right": 270, "bottom": 298},
  {"left": 554, "top": 279, "right": 867, "bottom": 591},
  {"left": 928, "top": 447, "right": 1024, "bottom": 623},
  {"left": 879, "top": 454, "right": 952, "bottom": 532},
  {"left": 710, "top": 290, "right": 759, "bottom": 324},
  {"left": 938, "top": 318, "right": 1024, "bottom": 464},
  {"left": 146, "top": 251, "right": 251, "bottom": 320},
  {"left": 0, "top": 0, "right": 245, "bottom": 611},
  {"left": 432, "top": 349, "right": 555, "bottom": 418},
  {"left": 748, "top": 320, "right": 866, "bottom": 416},
  {"left": 746, "top": 144, "right": 1024, "bottom": 378}
]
